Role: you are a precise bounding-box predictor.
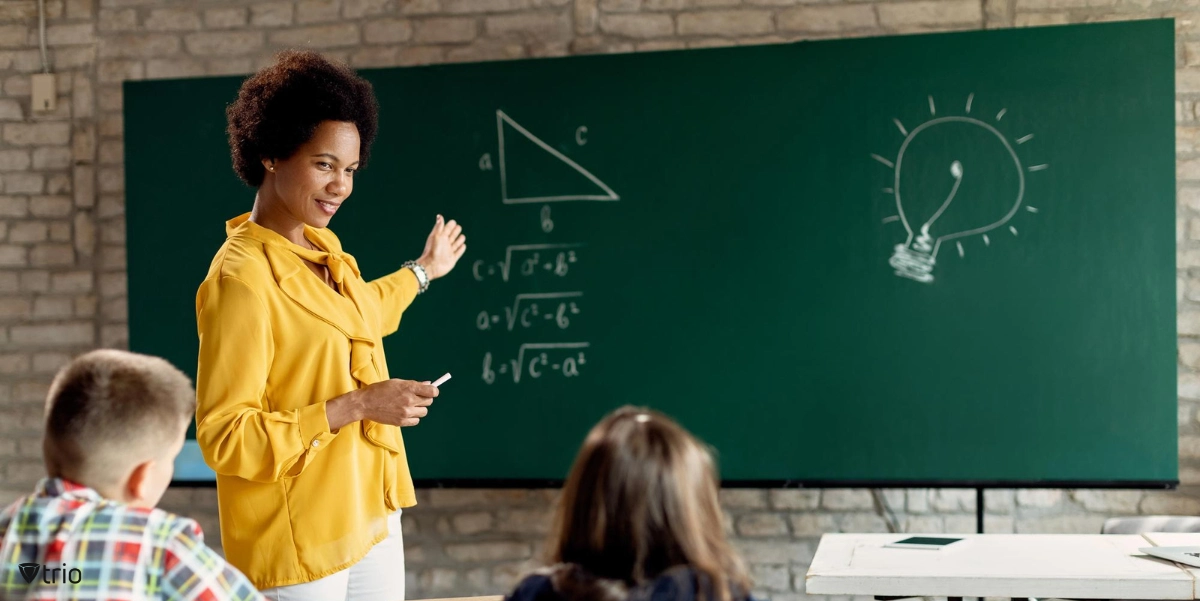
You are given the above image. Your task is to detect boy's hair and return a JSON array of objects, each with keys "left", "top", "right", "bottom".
[
  {"left": 42, "top": 350, "right": 196, "bottom": 487},
  {"left": 548, "top": 406, "right": 752, "bottom": 601}
]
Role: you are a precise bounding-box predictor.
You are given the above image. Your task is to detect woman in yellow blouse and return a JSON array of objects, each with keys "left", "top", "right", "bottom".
[{"left": 194, "top": 51, "right": 465, "bottom": 601}]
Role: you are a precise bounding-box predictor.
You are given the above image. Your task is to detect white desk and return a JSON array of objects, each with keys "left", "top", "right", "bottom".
[{"left": 805, "top": 533, "right": 1200, "bottom": 600}]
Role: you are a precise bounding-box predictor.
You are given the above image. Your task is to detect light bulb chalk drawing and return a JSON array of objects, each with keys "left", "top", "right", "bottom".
[{"left": 877, "top": 95, "right": 1046, "bottom": 284}]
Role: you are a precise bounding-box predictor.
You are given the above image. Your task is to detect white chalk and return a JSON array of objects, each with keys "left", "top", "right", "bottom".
[{"left": 431, "top": 373, "right": 452, "bottom": 387}]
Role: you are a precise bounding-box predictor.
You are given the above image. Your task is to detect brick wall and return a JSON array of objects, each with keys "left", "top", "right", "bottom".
[{"left": 0, "top": 0, "right": 1196, "bottom": 599}]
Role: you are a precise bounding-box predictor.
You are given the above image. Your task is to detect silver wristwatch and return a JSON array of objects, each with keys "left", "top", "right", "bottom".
[{"left": 403, "top": 261, "right": 429, "bottom": 294}]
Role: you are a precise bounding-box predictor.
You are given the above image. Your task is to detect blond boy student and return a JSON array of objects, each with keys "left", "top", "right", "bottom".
[{"left": 0, "top": 349, "right": 263, "bottom": 601}]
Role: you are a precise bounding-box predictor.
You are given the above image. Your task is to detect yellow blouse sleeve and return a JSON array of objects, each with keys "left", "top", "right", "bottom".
[
  {"left": 194, "top": 275, "right": 337, "bottom": 482},
  {"left": 367, "top": 267, "right": 420, "bottom": 337}
]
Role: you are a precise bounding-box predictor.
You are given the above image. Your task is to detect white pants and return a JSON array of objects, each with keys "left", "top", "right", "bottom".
[{"left": 262, "top": 510, "right": 405, "bottom": 601}]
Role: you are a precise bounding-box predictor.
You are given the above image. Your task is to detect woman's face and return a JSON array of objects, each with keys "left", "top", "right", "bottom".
[{"left": 262, "top": 120, "right": 361, "bottom": 229}]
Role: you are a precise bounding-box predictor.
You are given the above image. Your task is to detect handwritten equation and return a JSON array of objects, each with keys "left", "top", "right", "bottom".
[
  {"left": 471, "top": 243, "right": 580, "bottom": 282},
  {"left": 477, "top": 292, "right": 582, "bottom": 332},
  {"left": 481, "top": 343, "right": 589, "bottom": 384}
]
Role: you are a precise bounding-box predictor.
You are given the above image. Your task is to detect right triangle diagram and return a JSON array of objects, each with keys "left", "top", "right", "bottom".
[{"left": 497, "top": 110, "right": 619, "bottom": 204}]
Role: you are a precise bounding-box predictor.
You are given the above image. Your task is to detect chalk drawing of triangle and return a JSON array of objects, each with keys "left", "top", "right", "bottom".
[{"left": 497, "top": 110, "right": 619, "bottom": 204}]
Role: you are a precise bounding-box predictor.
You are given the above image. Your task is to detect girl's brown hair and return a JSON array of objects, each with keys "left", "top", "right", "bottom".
[{"left": 546, "top": 406, "right": 751, "bottom": 601}]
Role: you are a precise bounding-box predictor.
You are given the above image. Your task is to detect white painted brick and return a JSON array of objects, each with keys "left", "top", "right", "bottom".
[
  {"left": 98, "top": 167, "right": 122, "bottom": 193},
  {"left": 451, "top": 511, "right": 493, "bottom": 534},
  {"left": 10, "top": 322, "right": 92, "bottom": 345},
  {"left": 73, "top": 212, "right": 93, "bottom": 257},
  {"left": 200, "top": 58, "right": 250, "bottom": 76},
  {"left": 65, "top": 0, "right": 92, "bottom": 19},
  {"left": 750, "top": 564, "right": 790, "bottom": 592},
  {"left": 99, "top": 220, "right": 123, "bottom": 245},
  {"left": 45, "top": 23, "right": 95, "bottom": 46},
  {"left": 32, "top": 147, "right": 71, "bottom": 170},
  {"left": 414, "top": 18, "right": 475, "bottom": 43},
  {"left": 0, "top": 100, "right": 21, "bottom": 122},
  {"left": 33, "top": 352, "right": 70, "bottom": 374},
  {"left": 21, "top": 270, "right": 48, "bottom": 292},
  {"left": 6, "top": 174, "right": 43, "bottom": 195},
  {"left": 144, "top": 8, "right": 201, "bottom": 31},
  {"left": 736, "top": 513, "right": 789, "bottom": 537},
  {"left": 822, "top": 489, "right": 874, "bottom": 510},
  {"left": 185, "top": 31, "right": 264, "bottom": 56},
  {"left": 400, "top": 0, "right": 442, "bottom": 14},
  {"left": 444, "top": 542, "right": 531, "bottom": 562},
  {"left": 31, "top": 196, "right": 72, "bottom": 218},
  {"left": 978, "top": 489, "right": 1011, "bottom": 515},
  {"left": 250, "top": 3, "right": 293, "bottom": 27},
  {"left": 34, "top": 297, "right": 73, "bottom": 318},
  {"left": 30, "top": 243, "right": 74, "bottom": 267},
  {"left": 930, "top": 489, "right": 974, "bottom": 512},
  {"left": 444, "top": 0, "right": 530, "bottom": 13},
  {"left": 789, "top": 513, "right": 838, "bottom": 535},
  {"left": 98, "top": 60, "right": 143, "bottom": 84},
  {"left": 99, "top": 244, "right": 124, "bottom": 270},
  {"left": 297, "top": 0, "right": 339, "bottom": 24},
  {"left": 770, "top": 489, "right": 819, "bottom": 510},
  {"left": 0, "top": 197, "right": 26, "bottom": 217},
  {"left": 0, "top": 297, "right": 30, "bottom": 317},
  {"left": 486, "top": 12, "right": 571, "bottom": 39},
  {"left": 364, "top": 19, "right": 413, "bottom": 44},
  {"left": 101, "top": 324, "right": 128, "bottom": 348},
  {"left": 72, "top": 76, "right": 93, "bottom": 120},
  {"left": 73, "top": 166, "right": 93, "bottom": 208},
  {"left": 1015, "top": 515, "right": 1107, "bottom": 534},
  {"left": 3, "top": 123, "right": 69, "bottom": 147},
  {"left": 841, "top": 512, "right": 889, "bottom": 533},
  {"left": 45, "top": 220, "right": 67, "bottom": 241},
  {"left": 779, "top": 5, "right": 877, "bottom": 33},
  {"left": 0, "top": 150, "right": 29, "bottom": 171},
  {"left": 879, "top": 0, "right": 982, "bottom": 28},
  {"left": 350, "top": 47, "right": 399, "bottom": 68},
  {"left": 678, "top": 10, "right": 774, "bottom": 36},
  {"left": 268, "top": 24, "right": 360, "bottom": 48},
  {"left": 0, "top": 26, "right": 29, "bottom": 48},
  {"left": 493, "top": 508, "right": 553, "bottom": 534},
  {"left": 600, "top": 0, "right": 639, "bottom": 11},
  {"left": 1182, "top": 312, "right": 1200, "bottom": 336},
  {"left": 205, "top": 8, "right": 247, "bottom": 29},
  {"left": 52, "top": 271, "right": 91, "bottom": 293},
  {"left": 720, "top": 489, "right": 768, "bottom": 509},
  {"left": 600, "top": 14, "right": 673, "bottom": 38},
  {"left": 98, "top": 8, "right": 138, "bottom": 32},
  {"left": 344, "top": 0, "right": 389, "bottom": 19},
  {"left": 576, "top": 0, "right": 598, "bottom": 34},
  {"left": 147, "top": 58, "right": 205, "bottom": 79},
  {"left": 1016, "top": 489, "right": 1062, "bottom": 508},
  {"left": 9, "top": 222, "right": 47, "bottom": 243},
  {"left": 733, "top": 540, "right": 814, "bottom": 564}
]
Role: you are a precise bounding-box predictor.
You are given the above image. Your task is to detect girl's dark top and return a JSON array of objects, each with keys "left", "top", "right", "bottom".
[{"left": 505, "top": 564, "right": 761, "bottom": 601}]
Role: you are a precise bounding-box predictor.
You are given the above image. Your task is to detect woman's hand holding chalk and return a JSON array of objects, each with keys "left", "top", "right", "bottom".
[{"left": 431, "top": 373, "right": 452, "bottom": 387}]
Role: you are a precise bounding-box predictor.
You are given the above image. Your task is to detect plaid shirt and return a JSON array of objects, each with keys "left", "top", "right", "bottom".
[{"left": 0, "top": 478, "right": 263, "bottom": 601}]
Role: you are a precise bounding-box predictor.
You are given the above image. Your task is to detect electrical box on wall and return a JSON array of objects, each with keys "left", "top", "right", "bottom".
[{"left": 31, "top": 73, "right": 55, "bottom": 112}]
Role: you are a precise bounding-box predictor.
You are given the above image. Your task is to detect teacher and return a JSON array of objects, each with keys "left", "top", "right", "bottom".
[{"left": 194, "top": 50, "right": 466, "bottom": 601}]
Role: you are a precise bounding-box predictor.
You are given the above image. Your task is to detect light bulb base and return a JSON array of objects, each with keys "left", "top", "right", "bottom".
[{"left": 890, "top": 243, "right": 935, "bottom": 283}]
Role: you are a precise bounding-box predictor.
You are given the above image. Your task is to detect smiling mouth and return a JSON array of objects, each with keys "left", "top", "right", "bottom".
[{"left": 316, "top": 200, "right": 340, "bottom": 214}]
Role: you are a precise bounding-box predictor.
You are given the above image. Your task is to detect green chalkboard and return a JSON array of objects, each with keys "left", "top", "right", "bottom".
[{"left": 126, "top": 20, "right": 1177, "bottom": 486}]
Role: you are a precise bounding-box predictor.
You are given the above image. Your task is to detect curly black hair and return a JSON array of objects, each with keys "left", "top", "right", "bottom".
[{"left": 226, "top": 50, "right": 379, "bottom": 188}]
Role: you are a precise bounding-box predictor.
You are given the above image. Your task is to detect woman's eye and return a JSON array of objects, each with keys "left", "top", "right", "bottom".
[{"left": 318, "top": 162, "right": 332, "bottom": 169}]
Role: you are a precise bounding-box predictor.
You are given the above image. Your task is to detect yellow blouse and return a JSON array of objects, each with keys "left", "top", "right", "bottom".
[{"left": 194, "top": 213, "right": 420, "bottom": 589}]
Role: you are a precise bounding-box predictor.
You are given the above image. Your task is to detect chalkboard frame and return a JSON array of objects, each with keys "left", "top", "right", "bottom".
[{"left": 129, "top": 20, "right": 1180, "bottom": 493}]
